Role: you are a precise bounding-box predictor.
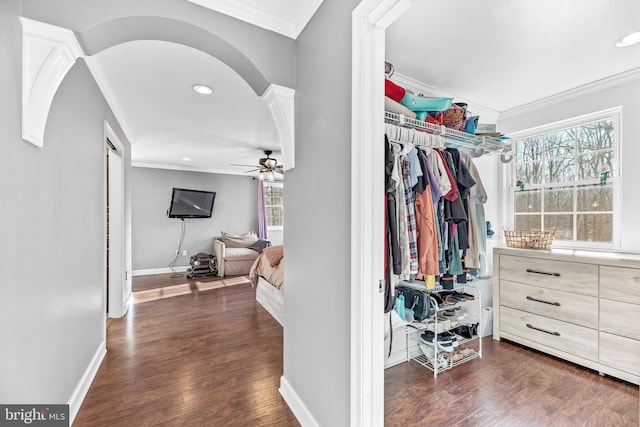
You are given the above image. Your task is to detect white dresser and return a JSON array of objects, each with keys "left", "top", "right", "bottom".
[{"left": 493, "top": 247, "right": 640, "bottom": 385}]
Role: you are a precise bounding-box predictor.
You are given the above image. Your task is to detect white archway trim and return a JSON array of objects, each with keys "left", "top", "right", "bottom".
[
  {"left": 19, "top": 18, "right": 84, "bottom": 148},
  {"left": 262, "top": 83, "right": 295, "bottom": 170},
  {"left": 350, "top": 1, "right": 414, "bottom": 426}
]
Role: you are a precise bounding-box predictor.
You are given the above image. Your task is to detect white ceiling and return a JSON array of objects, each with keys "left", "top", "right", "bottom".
[
  {"left": 386, "top": 0, "right": 640, "bottom": 114},
  {"left": 91, "top": 0, "right": 640, "bottom": 175}
]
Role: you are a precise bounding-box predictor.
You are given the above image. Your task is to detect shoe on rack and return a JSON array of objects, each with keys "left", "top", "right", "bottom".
[
  {"left": 441, "top": 331, "right": 459, "bottom": 348},
  {"left": 450, "top": 351, "right": 464, "bottom": 362},
  {"left": 420, "top": 331, "right": 455, "bottom": 353}
]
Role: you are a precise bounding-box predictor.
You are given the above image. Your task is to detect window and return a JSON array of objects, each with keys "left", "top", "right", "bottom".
[
  {"left": 263, "top": 182, "right": 284, "bottom": 229},
  {"left": 510, "top": 108, "right": 620, "bottom": 248}
]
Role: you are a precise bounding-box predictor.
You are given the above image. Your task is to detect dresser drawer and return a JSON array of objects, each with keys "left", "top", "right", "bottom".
[
  {"left": 500, "top": 306, "right": 598, "bottom": 361},
  {"left": 499, "top": 255, "right": 598, "bottom": 296},
  {"left": 599, "top": 299, "right": 640, "bottom": 340},
  {"left": 600, "top": 266, "right": 640, "bottom": 304},
  {"left": 500, "top": 280, "right": 598, "bottom": 328},
  {"left": 599, "top": 331, "right": 640, "bottom": 377}
]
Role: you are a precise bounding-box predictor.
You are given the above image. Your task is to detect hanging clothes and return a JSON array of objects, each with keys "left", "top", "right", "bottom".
[{"left": 413, "top": 149, "right": 439, "bottom": 278}]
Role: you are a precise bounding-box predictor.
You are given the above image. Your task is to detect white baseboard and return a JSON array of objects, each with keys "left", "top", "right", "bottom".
[
  {"left": 68, "top": 340, "right": 106, "bottom": 425},
  {"left": 132, "top": 266, "right": 189, "bottom": 276},
  {"left": 279, "top": 375, "right": 319, "bottom": 427}
]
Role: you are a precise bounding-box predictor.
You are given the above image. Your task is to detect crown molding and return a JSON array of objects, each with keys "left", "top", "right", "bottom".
[
  {"left": 391, "top": 72, "right": 501, "bottom": 122},
  {"left": 500, "top": 67, "right": 640, "bottom": 120},
  {"left": 131, "top": 161, "right": 255, "bottom": 176},
  {"left": 187, "top": 0, "right": 323, "bottom": 39},
  {"left": 20, "top": 17, "right": 84, "bottom": 148},
  {"left": 262, "top": 83, "right": 295, "bottom": 170}
]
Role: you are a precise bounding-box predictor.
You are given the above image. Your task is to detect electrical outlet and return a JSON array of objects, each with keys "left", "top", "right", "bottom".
[{"left": 182, "top": 250, "right": 188, "bottom": 256}]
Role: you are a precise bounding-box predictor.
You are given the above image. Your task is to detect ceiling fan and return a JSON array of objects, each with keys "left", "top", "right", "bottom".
[{"left": 230, "top": 150, "right": 283, "bottom": 181}]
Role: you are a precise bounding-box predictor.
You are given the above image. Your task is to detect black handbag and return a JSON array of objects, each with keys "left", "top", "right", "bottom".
[{"left": 396, "top": 286, "right": 431, "bottom": 321}]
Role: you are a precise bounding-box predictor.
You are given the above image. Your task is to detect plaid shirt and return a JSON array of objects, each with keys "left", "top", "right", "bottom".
[{"left": 402, "top": 158, "right": 418, "bottom": 275}]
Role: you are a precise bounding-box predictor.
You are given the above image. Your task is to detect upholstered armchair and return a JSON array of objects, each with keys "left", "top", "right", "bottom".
[{"left": 214, "top": 231, "right": 268, "bottom": 277}]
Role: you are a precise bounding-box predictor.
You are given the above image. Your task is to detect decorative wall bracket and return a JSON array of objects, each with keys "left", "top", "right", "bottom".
[
  {"left": 262, "top": 84, "right": 295, "bottom": 171},
  {"left": 20, "top": 18, "right": 84, "bottom": 148}
]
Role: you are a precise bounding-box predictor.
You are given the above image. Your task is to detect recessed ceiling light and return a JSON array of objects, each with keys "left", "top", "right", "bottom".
[
  {"left": 182, "top": 157, "right": 191, "bottom": 161},
  {"left": 192, "top": 84, "right": 213, "bottom": 95},
  {"left": 615, "top": 30, "right": 640, "bottom": 47}
]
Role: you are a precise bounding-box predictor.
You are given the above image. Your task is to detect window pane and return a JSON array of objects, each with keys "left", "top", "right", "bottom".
[
  {"left": 544, "top": 214, "right": 573, "bottom": 240},
  {"left": 544, "top": 129, "right": 575, "bottom": 158},
  {"left": 515, "top": 215, "right": 541, "bottom": 230},
  {"left": 515, "top": 189, "right": 541, "bottom": 213},
  {"left": 266, "top": 207, "right": 283, "bottom": 226},
  {"left": 516, "top": 137, "right": 543, "bottom": 163},
  {"left": 543, "top": 187, "right": 574, "bottom": 212},
  {"left": 577, "top": 150, "right": 614, "bottom": 180},
  {"left": 577, "top": 214, "right": 613, "bottom": 242},
  {"left": 517, "top": 161, "right": 543, "bottom": 184},
  {"left": 576, "top": 184, "right": 613, "bottom": 212},
  {"left": 578, "top": 120, "right": 614, "bottom": 152},
  {"left": 545, "top": 158, "right": 575, "bottom": 183}
]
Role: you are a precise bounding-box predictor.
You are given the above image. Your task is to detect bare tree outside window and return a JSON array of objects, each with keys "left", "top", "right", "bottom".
[{"left": 513, "top": 116, "right": 617, "bottom": 244}]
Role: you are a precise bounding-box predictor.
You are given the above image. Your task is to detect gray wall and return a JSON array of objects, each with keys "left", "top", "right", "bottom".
[
  {"left": 0, "top": 0, "right": 132, "bottom": 403},
  {"left": 285, "top": 0, "right": 358, "bottom": 425},
  {"left": 132, "top": 167, "right": 258, "bottom": 271}
]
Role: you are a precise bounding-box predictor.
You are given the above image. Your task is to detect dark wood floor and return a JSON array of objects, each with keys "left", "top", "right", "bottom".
[
  {"left": 74, "top": 274, "right": 300, "bottom": 427},
  {"left": 132, "top": 271, "right": 227, "bottom": 292},
  {"left": 76, "top": 273, "right": 639, "bottom": 426},
  {"left": 385, "top": 338, "right": 639, "bottom": 426}
]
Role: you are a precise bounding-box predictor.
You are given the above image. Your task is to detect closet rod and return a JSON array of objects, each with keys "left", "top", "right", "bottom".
[{"left": 384, "top": 111, "right": 513, "bottom": 162}]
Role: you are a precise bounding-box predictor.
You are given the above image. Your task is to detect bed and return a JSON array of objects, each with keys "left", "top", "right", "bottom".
[{"left": 249, "top": 245, "right": 284, "bottom": 326}]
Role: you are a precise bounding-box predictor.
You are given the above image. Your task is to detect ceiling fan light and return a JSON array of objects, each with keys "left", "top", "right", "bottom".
[
  {"left": 615, "top": 30, "right": 640, "bottom": 47},
  {"left": 264, "top": 158, "right": 277, "bottom": 168}
]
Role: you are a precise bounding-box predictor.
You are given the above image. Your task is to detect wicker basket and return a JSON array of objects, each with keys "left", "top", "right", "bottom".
[{"left": 504, "top": 228, "right": 555, "bottom": 250}]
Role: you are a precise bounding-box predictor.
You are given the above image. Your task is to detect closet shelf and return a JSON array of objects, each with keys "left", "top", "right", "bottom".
[{"left": 385, "top": 111, "right": 513, "bottom": 160}]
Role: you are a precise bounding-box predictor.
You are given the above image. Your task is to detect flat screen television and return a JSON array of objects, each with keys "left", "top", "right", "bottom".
[{"left": 167, "top": 187, "right": 216, "bottom": 219}]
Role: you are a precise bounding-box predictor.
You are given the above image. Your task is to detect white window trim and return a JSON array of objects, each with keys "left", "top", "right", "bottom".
[
  {"left": 263, "top": 181, "right": 284, "bottom": 231},
  {"left": 505, "top": 106, "right": 622, "bottom": 251}
]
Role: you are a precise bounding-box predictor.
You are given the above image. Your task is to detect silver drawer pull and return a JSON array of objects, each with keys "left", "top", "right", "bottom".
[
  {"left": 526, "top": 323, "right": 560, "bottom": 336},
  {"left": 526, "top": 296, "right": 561, "bottom": 307},
  {"left": 526, "top": 268, "right": 561, "bottom": 277}
]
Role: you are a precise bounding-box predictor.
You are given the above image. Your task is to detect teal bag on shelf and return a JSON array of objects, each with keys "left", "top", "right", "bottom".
[{"left": 400, "top": 93, "right": 453, "bottom": 112}]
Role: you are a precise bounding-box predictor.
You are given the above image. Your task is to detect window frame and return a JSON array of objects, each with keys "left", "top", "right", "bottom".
[
  {"left": 505, "top": 107, "right": 622, "bottom": 250},
  {"left": 263, "top": 180, "right": 284, "bottom": 231}
]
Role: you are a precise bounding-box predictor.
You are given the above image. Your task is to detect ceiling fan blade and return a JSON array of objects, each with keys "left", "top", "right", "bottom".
[
  {"left": 244, "top": 168, "right": 260, "bottom": 173},
  {"left": 230, "top": 163, "right": 260, "bottom": 167}
]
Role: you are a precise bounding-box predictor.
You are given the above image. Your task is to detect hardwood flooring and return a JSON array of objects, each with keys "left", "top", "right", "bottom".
[
  {"left": 74, "top": 274, "right": 299, "bottom": 427},
  {"left": 77, "top": 273, "right": 638, "bottom": 426},
  {"left": 385, "top": 337, "right": 639, "bottom": 426}
]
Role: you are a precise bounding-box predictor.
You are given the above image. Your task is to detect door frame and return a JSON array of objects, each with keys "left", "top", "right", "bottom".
[
  {"left": 350, "top": 1, "right": 415, "bottom": 425},
  {"left": 105, "top": 121, "right": 130, "bottom": 318}
]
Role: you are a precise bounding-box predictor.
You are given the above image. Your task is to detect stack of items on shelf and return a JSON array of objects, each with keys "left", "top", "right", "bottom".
[{"left": 384, "top": 63, "right": 507, "bottom": 139}]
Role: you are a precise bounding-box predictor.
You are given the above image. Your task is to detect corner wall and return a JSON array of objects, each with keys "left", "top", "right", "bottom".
[
  {"left": 0, "top": 1, "right": 130, "bottom": 409},
  {"left": 284, "top": 0, "right": 359, "bottom": 425}
]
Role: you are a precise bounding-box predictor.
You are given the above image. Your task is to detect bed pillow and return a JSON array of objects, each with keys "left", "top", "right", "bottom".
[
  {"left": 247, "top": 238, "right": 271, "bottom": 254},
  {"left": 220, "top": 231, "right": 258, "bottom": 248},
  {"left": 263, "top": 245, "right": 284, "bottom": 267}
]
